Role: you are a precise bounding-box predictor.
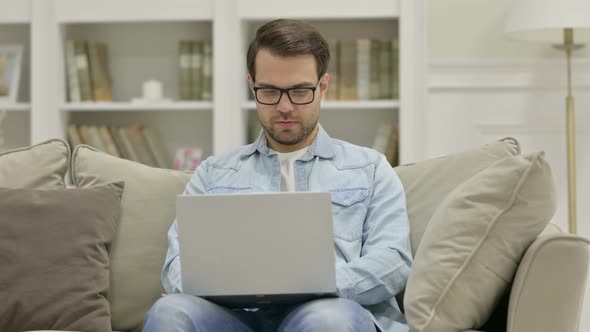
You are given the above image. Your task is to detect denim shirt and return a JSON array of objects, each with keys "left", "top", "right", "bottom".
[{"left": 162, "top": 125, "right": 413, "bottom": 332}]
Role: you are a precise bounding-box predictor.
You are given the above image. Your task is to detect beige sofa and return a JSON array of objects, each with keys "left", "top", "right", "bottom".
[{"left": 0, "top": 137, "right": 588, "bottom": 332}]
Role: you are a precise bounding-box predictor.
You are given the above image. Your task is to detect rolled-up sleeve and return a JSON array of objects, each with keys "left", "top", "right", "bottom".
[{"left": 336, "top": 155, "right": 413, "bottom": 305}]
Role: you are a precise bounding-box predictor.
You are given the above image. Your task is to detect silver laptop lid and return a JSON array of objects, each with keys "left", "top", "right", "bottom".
[{"left": 176, "top": 192, "right": 337, "bottom": 297}]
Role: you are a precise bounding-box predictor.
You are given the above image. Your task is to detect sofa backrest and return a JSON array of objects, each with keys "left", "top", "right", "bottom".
[
  {"left": 71, "top": 145, "right": 192, "bottom": 332},
  {"left": 0, "top": 139, "right": 70, "bottom": 189}
]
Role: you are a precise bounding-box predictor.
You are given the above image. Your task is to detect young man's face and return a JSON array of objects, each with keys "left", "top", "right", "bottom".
[{"left": 248, "top": 48, "right": 329, "bottom": 153}]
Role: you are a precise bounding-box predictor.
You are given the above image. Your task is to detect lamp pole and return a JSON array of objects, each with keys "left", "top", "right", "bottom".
[{"left": 564, "top": 28, "right": 577, "bottom": 234}]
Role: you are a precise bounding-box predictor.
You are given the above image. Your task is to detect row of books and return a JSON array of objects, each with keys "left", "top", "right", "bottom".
[
  {"left": 178, "top": 40, "right": 213, "bottom": 101},
  {"left": 326, "top": 39, "right": 399, "bottom": 101},
  {"left": 67, "top": 124, "right": 171, "bottom": 169},
  {"left": 372, "top": 123, "right": 399, "bottom": 167},
  {"left": 65, "top": 40, "right": 113, "bottom": 102}
]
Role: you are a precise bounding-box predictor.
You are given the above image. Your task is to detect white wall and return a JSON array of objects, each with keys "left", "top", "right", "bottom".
[{"left": 428, "top": 1, "right": 590, "bottom": 331}]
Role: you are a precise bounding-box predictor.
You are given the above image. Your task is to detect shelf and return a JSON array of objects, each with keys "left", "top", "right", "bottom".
[
  {"left": 61, "top": 101, "right": 213, "bottom": 112},
  {"left": 0, "top": 0, "right": 30, "bottom": 23},
  {"left": 0, "top": 103, "right": 31, "bottom": 112},
  {"left": 242, "top": 100, "right": 400, "bottom": 110},
  {"left": 238, "top": 0, "right": 399, "bottom": 20},
  {"left": 54, "top": 0, "right": 213, "bottom": 23}
]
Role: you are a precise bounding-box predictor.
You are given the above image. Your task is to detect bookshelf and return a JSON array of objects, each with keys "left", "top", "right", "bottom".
[
  {"left": 0, "top": 0, "right": 31, "bottom": 151},
  {"left": 7, "top": 0, "right": 426, "bottom": 166}
]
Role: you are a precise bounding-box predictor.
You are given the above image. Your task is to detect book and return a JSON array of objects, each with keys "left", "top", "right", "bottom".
[
  {"left": 87, "top": 41, "right": 113, "bottom": 102},
  {"left": 380, "top": 40, "right": 393, "bottom": 100},
  {"left": 126, "top": 124, "right": 158, "bottom": 167},
  {"left": 74, "top": 40, "right": 93, "bottom": 102},
  {"left": 384, "top": 125, "right": 399, "bottom": 166},
  {"left": 142, "top": 127, "right": 172, "bottom": 168},
  {"left": 371, "top": 123, "right": 393, "bottom": 156},
  {"left": 190, "top": 40, "right": 203, "bottom": 101},
  {"left": 86, "top": 125, "right": 108, "bottom": 152},
  {"left": 356, "top": 39, "right": 371, "bottom": 101},
  {"left": 97, "top": 125, "right": 120, "bottom": 157},
  {"left": 390, "top": 39, "right": 399, "bottom": 100},
  {"left": 64, "top": 40, "right": 81, "bottom": 102},
  {"left": 66, "top": 124, "right": 82, "bottom": 148},
  {"left": 369, "top": 40, "right": 382, "bottom": 100},
  {"left": 109, "top": 126, "right": 128, "bottom": 160},
  {"left": 117, "top": 127, "right": 140, "bottom": 163},
  {"left": 201, "top": 40, "right": 213, "bottom": 100},
  {"left": 325, "top": 40, "right": 340, "bottom": 100},
  {"left": 338, "top": 40, "right": 357, "bottom": 100},
  {"left": 178, "top": 40, "right": 192, "bottom": 101}
]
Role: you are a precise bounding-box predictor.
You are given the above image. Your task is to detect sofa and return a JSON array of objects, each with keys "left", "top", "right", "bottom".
[{"left": 0, "top": 137, "right": 588, "bottom": 332}]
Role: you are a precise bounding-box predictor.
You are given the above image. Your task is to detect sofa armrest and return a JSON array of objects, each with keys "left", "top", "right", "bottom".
[{"left": 507, "top": 233, "right": 590, "bottom": 332}]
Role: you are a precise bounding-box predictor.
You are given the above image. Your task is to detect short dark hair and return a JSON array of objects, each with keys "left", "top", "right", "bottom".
[{"left": 247, "top": 19, "right": 330, "bottom": 82}]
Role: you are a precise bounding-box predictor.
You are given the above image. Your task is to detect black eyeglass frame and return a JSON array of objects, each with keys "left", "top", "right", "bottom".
[{"left": 252, "top": 79, "right": 322, "bottom": 106}]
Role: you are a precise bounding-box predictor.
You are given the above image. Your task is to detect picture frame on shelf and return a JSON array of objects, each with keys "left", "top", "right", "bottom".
[{"left": 0, "top": 45, "right": 23, "bottom": 104}]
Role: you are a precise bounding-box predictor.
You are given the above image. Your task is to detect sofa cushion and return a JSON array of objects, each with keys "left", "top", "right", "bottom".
[
  {"left": 0, "top": 139, "right": 69, "bottom": 189},
  {"left": 70, "top": 145, "right": 192, "bottom": 331},
  {"left": 394, "top": 137, "right": 520, "bottom": 256},
  {"left": 0, "top": 182, "right": 124, "bottom": 332},
  {"left": 404, "top": 152, "right": 556, "bottom": 331}
]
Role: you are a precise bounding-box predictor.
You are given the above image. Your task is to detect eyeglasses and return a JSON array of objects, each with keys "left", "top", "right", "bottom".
[{"left": 253, "top": 80, "right": 321, "bottom": 105}]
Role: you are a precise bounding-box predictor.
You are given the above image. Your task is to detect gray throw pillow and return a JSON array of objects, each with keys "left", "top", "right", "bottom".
[
  {"left": 71, "top": 145, "right": 192, "bottom": 331},
  {"left": 404, "top": 152, "right": 556, "bottom": 331},
  {"left": 0, "top": 182, "right": 124, "bottom": 332},
  {"left": 0, "top": 139, "right": 70, "bottom": 189}
]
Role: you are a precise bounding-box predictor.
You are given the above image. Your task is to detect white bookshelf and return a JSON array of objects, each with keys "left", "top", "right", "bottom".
[
  {"left": 9, "top": 0, "right": 427, "bottom": 165},
  {"left": 61, "top": 101, "right": 213, "bottom": 112},
  {"left": 242, "top": 100, "right": 400, "bottom": 111},
  {"left": 0, "top": 103, "right": 31, "bottom": 112},
  {"left": 238, "top": 14, "right": 403, "bottom": 154},
  {"left": 0, "top": 0, "right": 31, "bottom": 151}
]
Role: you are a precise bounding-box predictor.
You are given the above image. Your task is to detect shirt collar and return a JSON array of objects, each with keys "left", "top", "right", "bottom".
[{"left": 240, "top": 124, "right": 335, "bottom": 160}]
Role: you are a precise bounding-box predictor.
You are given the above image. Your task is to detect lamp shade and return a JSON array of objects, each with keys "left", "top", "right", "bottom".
[{"left": 505, "top": 0, "right": 590, "bottom": 42}]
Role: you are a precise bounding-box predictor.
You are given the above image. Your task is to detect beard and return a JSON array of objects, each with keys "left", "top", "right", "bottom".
[{"left": 261, "top": 117, "right": 318, "bottom": 146}]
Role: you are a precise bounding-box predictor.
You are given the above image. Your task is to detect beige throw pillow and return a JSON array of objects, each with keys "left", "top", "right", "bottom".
[
  {"left": 71, "top": 145, "right": 192, "bottom": 331},
  {"left": 404, "top": 152, "right": 557, "bottom": 332},
  {"left": 0, "top": 182, "right": 124, "bottom": 332},
  {"left": 394, "top": 138, "right": 520, "bottom": 256},
  {"left": 0, "top": 139, "right": 69, "bottom": 189}
]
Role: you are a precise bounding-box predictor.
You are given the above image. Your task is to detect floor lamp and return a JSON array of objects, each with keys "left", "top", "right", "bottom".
[{"left": 505, "top": 0, "right": 590, "bottom": 234}]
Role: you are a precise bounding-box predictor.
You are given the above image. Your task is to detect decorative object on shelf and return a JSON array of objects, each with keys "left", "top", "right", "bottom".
[
  {"left": 505, "top": 0, "right": 590, "bottom": 234},
  {"left": 0, "top": 45, "right": 23, "bottom": 104},
  {"left": 131, "top": 79, "right": 171, "bottom": 104},
  {"left": 174, "top": 147, "right": 202, "bottom": 171},
  {"left": 0, "top": 110, "right": 6, "bottom": 148}
]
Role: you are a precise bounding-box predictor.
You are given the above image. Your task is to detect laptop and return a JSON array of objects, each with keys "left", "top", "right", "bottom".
[{"left": 176, "top": 191, "right": 338, "bottom": 308}]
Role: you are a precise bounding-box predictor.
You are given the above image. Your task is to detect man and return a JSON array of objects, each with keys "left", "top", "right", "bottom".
[{"left": 144, "top": 19, "right": 412, "bottom": 332}]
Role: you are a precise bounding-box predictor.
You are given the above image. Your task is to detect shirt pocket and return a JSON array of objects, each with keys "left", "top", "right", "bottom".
[
  {"left": 206, "top": 186, "right": 252, "bottom": 194},
  {"left": 330, "top": 188, "right": 369, "bottom": 242}
]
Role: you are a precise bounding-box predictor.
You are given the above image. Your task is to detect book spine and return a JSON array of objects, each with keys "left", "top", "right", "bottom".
[
  {"left": 325, "top": 40, "right": 340, "bottom": 101},
  {"left": 356, "top": 39, "right": 371, "bottom": 101},
  {"left": 190, "top": 40, "right": 203, "bottom": 101},
  {"left": 74, "top": 40, "right": 93, "bottom": 102},
  {"left": 201, "top": 40, "right": 213, "bottom": 101},
  {"left": 64, "top": 40, "right": 81, "bottom": 102},
  {"left": 178, "top": 40, "right": 192, "bottom": 101}
]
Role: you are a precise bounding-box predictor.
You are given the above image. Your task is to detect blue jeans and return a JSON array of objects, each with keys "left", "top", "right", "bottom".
[{"left": 143, "top": 293, "right": 377, "bottom": 332}]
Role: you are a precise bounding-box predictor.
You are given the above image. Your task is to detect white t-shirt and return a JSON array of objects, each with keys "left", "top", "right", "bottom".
[{"left": 277, "top": 146, "right": 309, "bottom": 192}]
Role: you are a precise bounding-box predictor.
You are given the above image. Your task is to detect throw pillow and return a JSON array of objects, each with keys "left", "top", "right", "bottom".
[
  {"left": 394, "top": 137, "right": 520, "bottom": 256},
  {"left": 404, "top": 152, "right": 556, "bottom": 331},
  {"left": 0, "top": 182, "right": 124, "bottom": 332},
  {"left": 70, "top": 144, "right": 192, "bottom": 331},
  {"left": 0, "top": 139, "right": 69, "bottom": 189}
]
